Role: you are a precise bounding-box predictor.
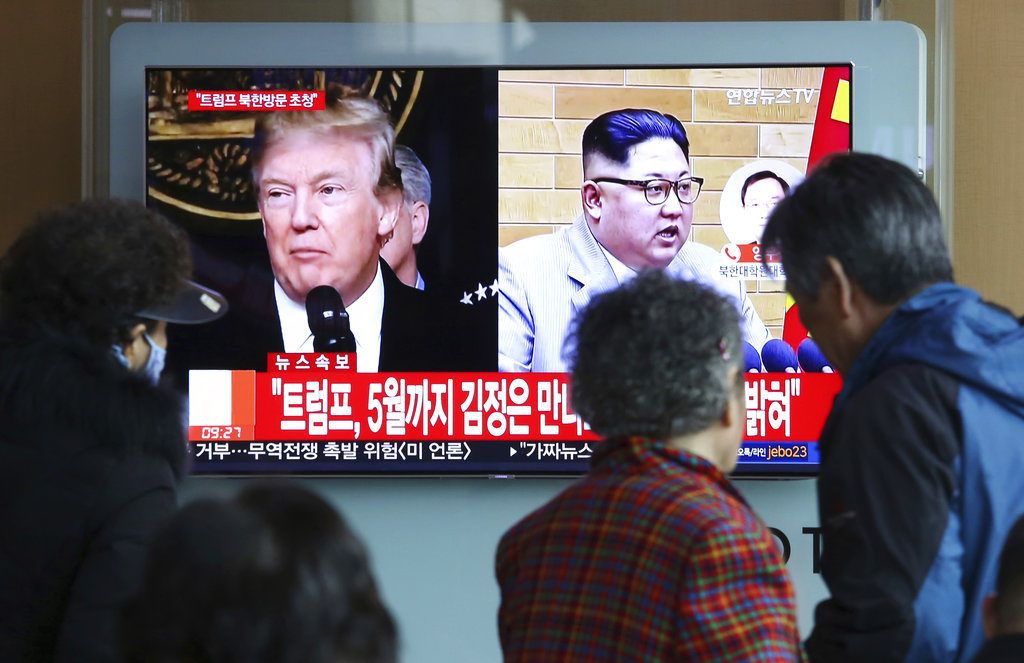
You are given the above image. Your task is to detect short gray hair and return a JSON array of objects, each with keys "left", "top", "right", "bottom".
[
  {"left": 761, "top": 152, "right": 952, "bottom": 304},
  {"left": 394, "top": 145, "right": 431, "bottom": 207}
]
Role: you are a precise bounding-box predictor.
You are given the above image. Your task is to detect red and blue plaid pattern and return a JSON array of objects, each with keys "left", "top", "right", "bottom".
[{"left": 497, "top": 438, "right": 801, "bottom": 662}]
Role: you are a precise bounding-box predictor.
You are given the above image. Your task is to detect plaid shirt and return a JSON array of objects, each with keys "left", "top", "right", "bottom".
[{"left": 496, "top": 438, "right": 801, "bottom": 662}]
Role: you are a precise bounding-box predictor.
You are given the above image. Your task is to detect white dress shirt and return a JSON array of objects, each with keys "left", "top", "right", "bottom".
[{"left": 274, "top": 265, "right": 385, "bottom": 372}]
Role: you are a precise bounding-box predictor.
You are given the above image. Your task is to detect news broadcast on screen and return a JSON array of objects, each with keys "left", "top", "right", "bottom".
[{"left": 144, "top": 64, "right": 850, "bottom": 475}]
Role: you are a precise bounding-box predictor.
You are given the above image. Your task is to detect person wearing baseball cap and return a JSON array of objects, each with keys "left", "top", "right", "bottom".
[{"left": 0, "top": 198, "right": 226, "bottom": 661}]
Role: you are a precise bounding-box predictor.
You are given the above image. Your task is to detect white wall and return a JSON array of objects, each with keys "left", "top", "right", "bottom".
[{"left": 181, "top": 476, "right": 826, "bottom": 663}]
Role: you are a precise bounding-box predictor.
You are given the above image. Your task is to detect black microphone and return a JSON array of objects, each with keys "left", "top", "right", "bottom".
[
  {"left": 797, "top": 338, "right": 834, "bottom": 373},
  {"left": 305, "top": 285, "right": 356, "bottom": 352},
  {"left": 761, "top": 339, "right": 799, "bottom": 373}
]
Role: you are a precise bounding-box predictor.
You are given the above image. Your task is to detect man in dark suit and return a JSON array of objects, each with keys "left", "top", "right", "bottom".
[
  {"left": 167, "top": 94, "right": 489, "bottom": 383},
  {"left": 380, "top": 144, "right": 432, "bottom": 290}
]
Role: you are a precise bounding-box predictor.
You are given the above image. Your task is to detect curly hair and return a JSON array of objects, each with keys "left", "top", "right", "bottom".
[
  {"left": 569, "top": 270, "right": 743, "bottom": 440},
  {"left": 0, "top": 199, "right": 191, "bottom": 347},
  {"left": 121, "top": 483, "right": 398, "bottom": 663}
]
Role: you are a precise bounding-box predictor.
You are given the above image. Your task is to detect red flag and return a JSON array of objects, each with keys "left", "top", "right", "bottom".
[{"left": 807, "top": 66, "right": 852, "bottom": 170}]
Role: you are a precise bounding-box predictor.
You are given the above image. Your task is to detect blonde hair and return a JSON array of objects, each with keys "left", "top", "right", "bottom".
[{"left": 252, "top": 94, "right": 402, "bottom": 194}]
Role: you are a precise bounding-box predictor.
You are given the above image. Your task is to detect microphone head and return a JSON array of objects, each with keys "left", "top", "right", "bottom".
[
  {"left": 305, "top": 285, "right": 346, "bottom": 335},
  {"left": 743, "top": 341, "right": 762, "bottom": 372},
  {"left": 797, "top": 338, "right": 832, "bottom": 373},
  {"left": 761, "top": 338, "right": 799, "bottom": 373},
  {"left": 304, "top": 285, "right": 354, "bottom": 352}
]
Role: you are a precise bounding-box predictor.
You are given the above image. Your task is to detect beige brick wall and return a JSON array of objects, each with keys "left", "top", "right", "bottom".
[{"left": 497, "top": 67, "right": 826, "bottom": 338}]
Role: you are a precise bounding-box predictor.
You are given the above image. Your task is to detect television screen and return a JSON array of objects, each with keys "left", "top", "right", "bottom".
[{"left": 145, "top": 64, "right": 848, "bottom": 476}]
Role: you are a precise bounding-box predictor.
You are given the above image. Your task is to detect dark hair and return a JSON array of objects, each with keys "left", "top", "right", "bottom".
[
  {"left": 569, "top": 270, "right": 742, "bottom": 440},
  {"left": 0, "top": 198, "right": 191, "bottom": 347},
  {"left": 741, "top": 170, "right": 790, "bottom": 205},
  {"left": 994, "top": 514, "right": 1024, "bottom": 631},
  {"left": 760, "top": 152, "right": 952, "bottom": 304},
  {"left": 582, "top": 108, "right": 690, "bottom": 172},
  {"left": 122, "top": 483, "right": 398, "bottom": 663}
]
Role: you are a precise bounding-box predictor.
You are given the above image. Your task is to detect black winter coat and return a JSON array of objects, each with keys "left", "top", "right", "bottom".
[{"left": 0, "top": 333, "right": 185, "bottom": 662}]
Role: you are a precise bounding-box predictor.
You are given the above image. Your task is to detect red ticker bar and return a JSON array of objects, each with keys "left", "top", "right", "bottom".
[{"left": 188, "top": 362, "right": 841, "bottom": 443}]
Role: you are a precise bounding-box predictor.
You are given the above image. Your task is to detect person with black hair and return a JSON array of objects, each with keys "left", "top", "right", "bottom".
[
  {"left": 761, "top": 152, "right": 1024, "bottom": 662},
  {"left": 498, "top": 107, "right": 770, "bottom": 373},
  {"left": 975, "top": 515, "right": 1024, "bottom": 662},
  {"left": 121, "top": 483, "right": 397, "bottom": 663},
  {"left": 0, "top": 198, "right": 226, "bottom": 661},
  {"left": 740, "top": 169, "right": 790, "bottom": 243},
  {"left": 496, "top": 270, "right": 800, "bottom": 662}
]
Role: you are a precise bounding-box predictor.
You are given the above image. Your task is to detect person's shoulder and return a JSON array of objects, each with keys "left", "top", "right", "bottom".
[
  {"left": 496, "top": 497, "right": 551, "bottom": 570},
  {"left": 670, "top": 485, "right": 779, "bottom": 567},
  {"left": 385, "top": 271, "right": 472, "bottom": 317},
  {"left": 500, "top": 224, "right": 577, "bottom": 268},
  {"left": 498, "top": 480, "right": 580, "bottom": 552},
  {"left": 676, "top": 240, "right": 726, "bottom": 268},
  {"left": 669, "top": 241, "right": 746, "bottom": 298},
  {"left": 0, "top": 331, "right": 185, "bottom": 474},
  {"left": 681, "top": 239, "right": 721, "bottom": 257},
  {"left": 588, "top": 466, "right": 758, "bottom": 548},
  {"left": 496, "top": 486, "right": 600, "bottom": 585},
  {"left": 659, "top": 473, "right": 762, "bottom": 536},
  {"left": 860, "top": 362, "right": 958, "bottom": 399},
  {"left": 842, "top": 363, "right": 959, "bottom": 424},
  {"left": 0, "top": 331, "right": 175, "bottom": 403},
  {"left": 825, "top": 362, "right": 961, "bottom": 470},
  {"left": 381, "top": 266, "right": 496, "bottom": 371}
]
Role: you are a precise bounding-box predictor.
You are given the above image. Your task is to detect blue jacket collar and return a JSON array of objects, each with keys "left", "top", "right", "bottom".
[{"left": 838, "top": 282, "right": 1024, "bottom": 412}]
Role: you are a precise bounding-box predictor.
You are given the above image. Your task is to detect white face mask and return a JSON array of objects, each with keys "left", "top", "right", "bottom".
[{"left": 111, "top": 332, "right": 166, "bottom": 385}]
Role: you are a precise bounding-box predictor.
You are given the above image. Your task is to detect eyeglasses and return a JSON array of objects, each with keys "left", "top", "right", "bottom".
[
  {"left": 744, "top": 198, "right": 784, "bottom": 211},
  {"left": 592, "top": 176, "right": 704, "bottom": 205}
]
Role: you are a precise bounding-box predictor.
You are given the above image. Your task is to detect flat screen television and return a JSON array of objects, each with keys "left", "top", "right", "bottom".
[{"left": 110, "top": 22, "right": 925, "bottom": 476}]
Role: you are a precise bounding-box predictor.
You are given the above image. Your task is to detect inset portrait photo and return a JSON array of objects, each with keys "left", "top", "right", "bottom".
[{"left": 719, "top": 160, "right": 804, "bottom": 246}]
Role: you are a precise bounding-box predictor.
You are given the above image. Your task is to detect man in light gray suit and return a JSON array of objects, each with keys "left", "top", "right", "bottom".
[{"left": 499, "top": 108, "right": 771, "bottom": 373}]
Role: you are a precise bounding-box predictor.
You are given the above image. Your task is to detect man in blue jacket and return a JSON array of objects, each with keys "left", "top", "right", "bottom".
[{"left": 761, "top": 152, "right": 1024, "bottom": 663}]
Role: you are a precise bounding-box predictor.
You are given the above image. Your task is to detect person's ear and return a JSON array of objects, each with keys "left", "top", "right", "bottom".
[
  {"left": 717, "top": 367, "right": 745, "bottom": 473},
  {"left": 822, "top": 256, "right": 855, "bottom": 320},
  {"left": 581, "top": 181, "right": 603, "bottom": 220},
  {"left": 720, "top": 366, "right": 742, "bottom": 429},
  {"left": 377, "top": 189, "right": 402, "bottom": 240},
  {"left": 410, "top": 201, "right": 430, "bottom": 246}
]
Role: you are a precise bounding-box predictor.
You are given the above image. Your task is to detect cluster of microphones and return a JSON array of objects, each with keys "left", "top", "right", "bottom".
[
  {"left": 744, "top": 338, "right": 834, "bottom": 373},
  {"left": 306, "top": 285, "right": 357, "bottom": 352},
  {"left": 306, "top": 283, "right": 832, "bottom": 375}
]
